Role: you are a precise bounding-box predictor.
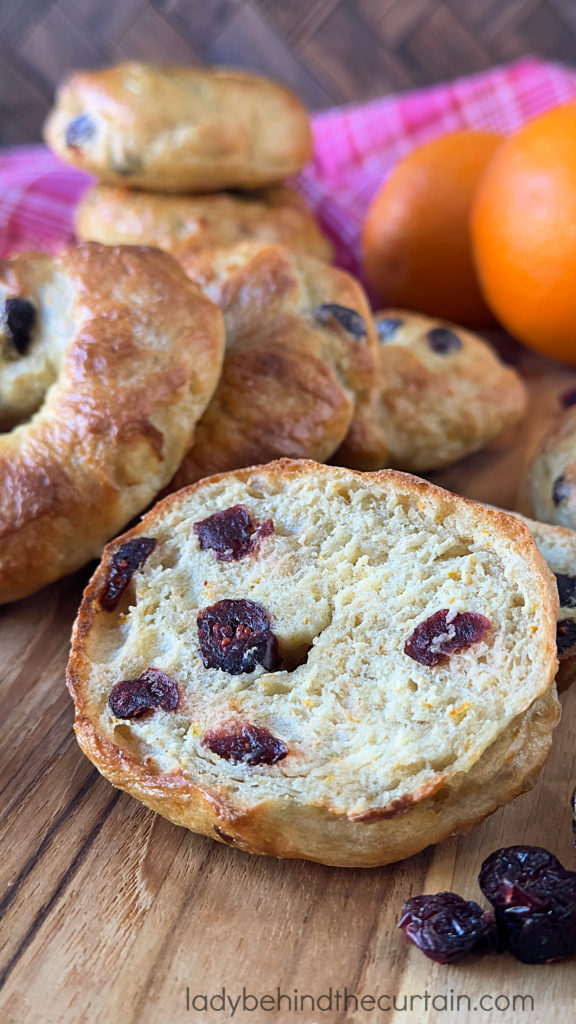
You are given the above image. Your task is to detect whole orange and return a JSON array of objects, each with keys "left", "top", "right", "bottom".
[
  {"left": 472, "top": 103, "right": 576, "bottom": 364},
  {"left": 362, "top": 130, "right": 502, "bottom": 325}
]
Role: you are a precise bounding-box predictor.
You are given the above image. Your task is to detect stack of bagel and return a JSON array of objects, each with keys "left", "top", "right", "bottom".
[{"left": 0, "top": 62, "right": 570, "bottom": 868}]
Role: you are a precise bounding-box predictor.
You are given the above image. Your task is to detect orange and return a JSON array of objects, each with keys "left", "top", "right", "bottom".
[
  {"left": 472, "top": 103, "right": 576, "bottom": 364},
  {"left": 362, "top": 130, "right": 502, "bottom": 325}
]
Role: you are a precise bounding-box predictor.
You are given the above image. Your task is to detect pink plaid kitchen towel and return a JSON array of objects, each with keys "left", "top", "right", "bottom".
[{"left": 2, "top": 57, "right": 576, "bottom": 276}]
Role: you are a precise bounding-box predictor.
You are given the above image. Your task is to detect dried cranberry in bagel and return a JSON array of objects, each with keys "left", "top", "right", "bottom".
[
  {"left": 100, "top": 537, "right": 157, "bottom": 611},
  {"left": 375, "top": 315, "right": 403, "bottom": 342},
  {"left": 404, "top": 609, "right": 491, "bottom": 667},
  {"left": 203, "top": 722, "right": 288, "bottom": 766},
  {"left": 557, "top": 619, "right": 576, "bottom": 658},
  {"left": 398, "top": 892, "right": 497, "bottom": 964},
  {"left": 426, "top": 327, "right": 462, "bottom": 354},
  {"left": 553, "top": 475, "right": 571, "bottom": 506},
  {"left": 561, "top": 388, "right": 576, "bottom": 409},
  {"left": 479, "top": 846, "right": 576, "bottom": 964},
  {"left": 194, "top": 504, "right": 273, "bottom": 561},
  {"left": 314, "top": 303, "right": 367, "bottom": 340},
  {"left": 555, "top": 573, "right": 576, "bottom": 609},
  {"left": 4, "top": 297, "right": 36, "bottom": 355},
  {"left": 108, "top": 667, "right": 179, "bottom": 719},
  {"left": 197, "top": 598, "right": 280, "bottom": 675}
]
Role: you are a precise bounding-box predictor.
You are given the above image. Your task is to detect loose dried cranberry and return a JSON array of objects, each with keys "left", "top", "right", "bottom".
[
  {"left": 108, "top": 667, "right": 179, "bottom": 719},
  {"left": 479, "top": 846, "right": 576, "bottom": 964},
  {"left": 557, "top": 619, "right": 576, "bottom": 657},
  {"left": 553, "top": 474, "right": 571, "bottom": 506},
  {"left": 404, "top": 609, "right": 491, "bottom": 667},
  {"left": 4, "top": 297, "right": 35, "bottom": 355},
  {"left": 197, "top": 598, "right": 280, "bottom": 675},
  {"left": 314, "top": 303, "right": 367, "bottom": 339},
  {"left": 100, "top": 537, "right": 157, "bottom": 611},
  {"left": 193, "top": 504, "right": 273, "bottom": 562},
  {"left": 427, "top": 327, "right": 462, "bottom": 354},
  {"left": 65, "top": 114, "right": 95, "bottom": 148},
  {"left": 561, "top": 388, "right": 576, "bottom": 409},
  {"left": 398, "top": 892, "right": 497, "bottom": 964},
  {"left": 203, "top": 722, "right": 288, "bottom": 766},
  {"left": 555, "top": 573, "right": 576, "bottom": 609},
  {"left": 375, "top": 315, "right": 403, "bottom": 342}
]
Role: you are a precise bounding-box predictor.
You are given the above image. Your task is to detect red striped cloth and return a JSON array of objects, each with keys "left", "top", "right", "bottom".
[{"left": 2, "top": 57, "right": 576, "bottom": 277}]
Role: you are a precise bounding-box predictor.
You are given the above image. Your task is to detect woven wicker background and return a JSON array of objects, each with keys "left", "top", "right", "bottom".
[{"left": 1, "top": 0, "right": 575, "bottom": 145}]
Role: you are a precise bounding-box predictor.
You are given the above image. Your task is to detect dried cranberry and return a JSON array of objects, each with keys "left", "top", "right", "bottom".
[
  {"left": 110, "top": 153, "right": 142, "bottom": 176},
  {"left": 314, "top": 303, "right": 367, "bottom": 339},
  {"left": 203, "top": 722, "right": 288, "bottom": 766},
  {"left": 553, "top": 475, "right": 571, "bottom": 506},
  {"left": 398, "top": 892, "right": 497, "bottom": 964},
  {"left": 561, "top": 388, "right": 576, "bottom": 409},
  {"left": 108, "top": 667, "right": 179, "bottom": 719},
  {"left": 4, "top": 297, "right": 35, "bottom": 355},
  {"left": 427, "top": 327, "right": 462, "bottom": 354},
  {"left": 479, "top": 846, "right": 576, "bottom": 964},
  {"left": 193, "top": 504, "right": 273, "bottom": 562},
  {"left": 557, "top": 619, "right": 576, "bottom": 658},
  {"left": 65, "top": 114, "right": 95, "bottom": 148},
  {"left": 375, "top": 316, "right": 403, "bottom": 342},
  {"left": 404, "top": 609, "right": 491, "bottom": 667},
  {"left": 197, "top": 598, "right": 280, "bottom": 675},
  {"left": 555, "top": 573, "right": 576, "bottom": 609},
  {"left": 100, "top": 537, "right": 157, "bottom": 611}
]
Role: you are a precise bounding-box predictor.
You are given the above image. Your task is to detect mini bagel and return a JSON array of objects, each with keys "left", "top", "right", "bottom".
[
  {"left": 75, "top": 184, "right": 333, "bottom": 265},
  {"left": 45, "top": 63, "right": 313, "bottom": 193},
  {"left": 169, "top": 243, "right": 383, "bottom": 490},
  {"left": 0, "top": 242, "right": 224, "bottom": 603},
  {"left": 336, "top": 309, "right": 527, "bottom": 472}
]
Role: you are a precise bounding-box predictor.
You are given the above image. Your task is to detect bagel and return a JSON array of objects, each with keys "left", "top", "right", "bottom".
[
  {"left": 169, "top": 243, "right": 384, "bottom": 490},
  {"left": 67, "top": 460, "right": 559, "bottom": 867},
  {"left": 75, "top": 184, "right": 332, "bottom": 266},
  {"left": 530, "top": 402, "right": 576, "bottom": 535},
  {"left": 44, "top": 63, "right": 313, "bottom": 193},
  {"left": 0, "top": 242, "right": 224, "bottom": 603},
  {"left": 337, "top": 310, "right": 527, "bottom": 471}
]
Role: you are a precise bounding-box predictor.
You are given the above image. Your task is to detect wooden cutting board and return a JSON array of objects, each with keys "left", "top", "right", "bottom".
[{"left": 1, "top": 339, "right": 575, "bottom": 1024}]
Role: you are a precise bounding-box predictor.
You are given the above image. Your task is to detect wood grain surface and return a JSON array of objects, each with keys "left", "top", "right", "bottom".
[
  {"left": 1, "top": 342, "right": 576, "bottom": 1024},
  {"left": 3, "top": 0, "right": 576, "bottom": 144}
]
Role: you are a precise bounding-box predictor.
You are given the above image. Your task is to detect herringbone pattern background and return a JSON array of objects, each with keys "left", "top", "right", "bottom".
[{"left": 1, "top": 0, "right": 575, "bottom": 144}]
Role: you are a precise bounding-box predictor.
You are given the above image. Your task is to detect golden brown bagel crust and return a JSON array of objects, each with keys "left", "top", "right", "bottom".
[
  {"left": 67, "top": 460, "right": 560, "bottom": 867},
  {"left": 45, "top": 63, "right": 313, "bottom": 193},
  {"left": 0, "top": 243, "right": 224, "bottom": 603},
  {"left": 337, "top": 309, "right": 527, "bottom": 472},
  {"left": 75, "top": 184, "right": 332, "bottom": 265},
  {"left": 169, "top": 244, "right": 382, "bottom": 489}
]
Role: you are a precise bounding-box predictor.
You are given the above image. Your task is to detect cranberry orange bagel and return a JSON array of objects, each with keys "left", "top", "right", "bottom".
[
  {"left": 339, "top": 310, "right": 527, "bottom": 472},
  {"left": 45, "top": 64, "right": 313, "bottom": 193},
  {"left": 169, "top": 243, "right": 384, "bottom": 489},
  {"left": 67, "top": 460, "right": 560, "bottom": 867},
  {"left": 75, "top": 184, "right": 332, "bottom": 264},
  {"left": 0, "top": 243, "right": 224, "bottom": 603}
]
